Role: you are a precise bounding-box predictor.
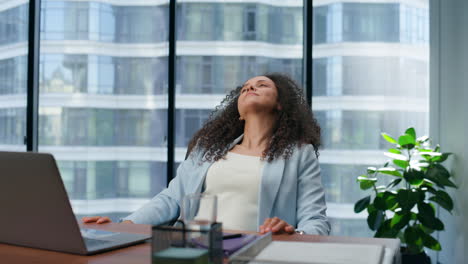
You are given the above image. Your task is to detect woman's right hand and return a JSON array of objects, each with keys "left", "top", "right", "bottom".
[
  {"left": 82, "top": 216, "right": 134, "bottom": 224},
  {"left": 82, "top": 216, "right": 112, "bottom": 224}
]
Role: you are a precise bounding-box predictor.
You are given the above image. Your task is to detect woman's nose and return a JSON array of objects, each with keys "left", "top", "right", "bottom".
[{"left": 248, "top": 85, "right": 256, "bottom": 91}]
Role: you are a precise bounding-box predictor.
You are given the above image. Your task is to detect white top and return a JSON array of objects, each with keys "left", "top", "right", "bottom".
[{"left": 201, "top": 151, "right": 265, "bottom": 231}]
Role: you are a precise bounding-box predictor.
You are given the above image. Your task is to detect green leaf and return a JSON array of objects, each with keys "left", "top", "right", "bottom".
[
  {"left": 419, "top": 148, "right": 434, "bottom": 152},
  {"left": 418, "top": 202, "right": 435, "bottom": 217},
  {"left": 417, "top": 202, "right": 444, "bottom": 231},
  {"left": 382, "top": 133, "right": 397, "bottom": 144},
  {"left": 357, "top": 175, "right": 371, "bottom": 181},
  {"left": 421, "top": 184, "right": 437, "bottom": 194},
  {"left": 384, "top": 152, "right": 409, "bottom": 161},
  {"left": 388, "top": 148, "right": 402, "bottom": 154},
  {"left": 432, "top": 152, "right": 452, "bottom": 163},
  {"left": 417, "top": 135, "right": 430, "bottom": 143},
  {"left": 374, "top": 194, "right": 387, "bottom": 210},
  {"left": 404, "top": 226, "right": 422, "bottom": 248},
  {"left": 383, "top": 191, "right": 398, "bottom": 209},
  {"left": 426, "top": 165, "right": 457, "bottom": 188},
  {"left": 354, "top": 196, "right": 371, "bottom": 213},
  {"left": 375, "top": 185, "right": 386, "bottom": 191},
  {"left": 417, "top": 189, "right": 426, "bottom": 201},
  {"left": 404, "top": 169, "right": 425, "bottom": 186},
  {"left": 358, "top": 176, "right": 377, "bottom": 190},
  {"left": 387, "top": 178, "right": 402, "bottom": 189},
  {"left": 429, "top": 190, "right": 454, "bottom": 212},
  {"left": 398, "top": 134, "right": 416, "bottom": 149},
  {"left": 420, "top": 151, "right": 442, "bottom": 157},
  {"left": 396, "top": 189, "right": 419, "bottom": 211},
  {"left": 419, "top": 224, "right": 434, "bottom": 234},
  {"left": 390, "top": 212, "right": 411, "bottom": 230},
  {"left": 434, "top": 164, "right": 450, "bottom": 177},
  {"left": 375, "top": 220, "right": 399, "bottom": 238},
  {"left": 393, "top": 159, "right": 409, "bottom": 169},
  {"left": 409, "top": 160, "right": 430, "bottom": 170},
  {"left": 417, "top": 228, "right": 442, "bottom": 251},
  {"left": 367, "top": 210, "right": 385, "bottom": 231},
  {"left": 360, "top": 181, "right": 374, "bottom": 190},
  {"left": 421, "top": 152, "right": 442, "bottom": 161},
  {"left": 378, "top": 167, "right": 403, "bottom": 177},
  {"left": 405, "top": 127, "right": 416, "bottom": 140},
  {"left": 367, "top": 167, "right": 377, "bottom": 174}
]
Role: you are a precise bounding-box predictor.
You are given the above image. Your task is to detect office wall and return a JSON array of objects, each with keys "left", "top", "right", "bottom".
[{"left": 430, "top": 0, "right": 468, "bottom": 263}]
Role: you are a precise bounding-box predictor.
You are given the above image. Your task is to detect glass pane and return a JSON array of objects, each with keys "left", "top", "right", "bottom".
[
  {"left": 38, "top": 1, "right": 169, "bottom": 220},
  {"left": 175, "top": 1, "right": 304, "bottom": 160},
  {"left": 0, "top": 2, "right": 28, "bottom": 152},
  {"left": 312, "top": 0, "right": 429, "bottom": 237}
]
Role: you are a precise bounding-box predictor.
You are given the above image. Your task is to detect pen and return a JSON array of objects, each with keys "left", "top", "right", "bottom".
[{"left": 223, "top": 233, "right": 243, "bottom": 240}]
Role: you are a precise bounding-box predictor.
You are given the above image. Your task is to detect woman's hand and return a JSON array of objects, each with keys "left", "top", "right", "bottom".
[
  {"left": 82, "top": 216, "right": 112, "bottom": 224},
  {"left": 259, "top": 217, "right": 295, "bottom": 234},
  {"left": 82, "top": 216, "right": 134, "bottom": 224}
]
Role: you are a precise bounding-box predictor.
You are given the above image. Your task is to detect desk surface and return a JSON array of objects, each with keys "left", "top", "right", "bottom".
[{"left": 0, "top": 223, "right": 400, "bottom": 264}]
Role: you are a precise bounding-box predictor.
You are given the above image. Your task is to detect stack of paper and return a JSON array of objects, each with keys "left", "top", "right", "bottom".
[{"left": 252, "top": 241, "right": 384, "bottom": 264}]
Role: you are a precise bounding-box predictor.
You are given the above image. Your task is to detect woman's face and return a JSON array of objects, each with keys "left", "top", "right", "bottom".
[{"left": 237, "top": 76, "right": 280, "bottom": 118}]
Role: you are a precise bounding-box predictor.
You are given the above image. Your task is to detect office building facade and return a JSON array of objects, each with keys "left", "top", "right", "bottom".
[{"left": 0, "top": 0, "right": 427, "bottom": 237}]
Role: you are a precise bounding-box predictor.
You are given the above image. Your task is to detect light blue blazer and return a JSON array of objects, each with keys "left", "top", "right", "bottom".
[{"left": 123, "top": 135, "right": 331, "bottom": 235}]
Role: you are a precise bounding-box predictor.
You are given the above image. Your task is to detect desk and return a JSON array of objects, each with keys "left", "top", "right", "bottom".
[{"left": 0, "top": 223, "right": 401, "bottom": 264}]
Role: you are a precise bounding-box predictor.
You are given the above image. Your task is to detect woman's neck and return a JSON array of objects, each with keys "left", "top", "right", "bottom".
[{"left": 240, "top": 114, "right": 276, "bottom": 150}]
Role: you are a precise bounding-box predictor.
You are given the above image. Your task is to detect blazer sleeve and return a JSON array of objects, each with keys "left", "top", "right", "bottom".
[
  {"left": 122, "top": 151, "right": 199, "bottom": 225},
  {"left": 296, "top": 144, "right": 331, "bottom": 235}
]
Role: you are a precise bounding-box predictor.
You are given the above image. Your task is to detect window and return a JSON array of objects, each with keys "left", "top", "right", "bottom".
[
  {"left": 313, "top": 6, "right": 328, "bottom": 44},
  {"left": 0, "top": 5, "right": 28, "bottom": 45},
  {"left": 41, "top": 2, "right": 168, "bottom": 43},
  {"left": 243, "top": 6, "right": 256, "bottom": 40},
  {"left": 0, "top": 3, "right": 28, "bottom": 152},
  {"left": 342, "top": 3, "right": 399, "bottom": 42},
  {"left": 0, "top": 1, "right": 431, "bottom": 237},
  {"left": 312, "top": 1, "right": 429, "bottom": 237},
  {"left": 0, "top": 108, "right": 26, "bottom": 146},
  {"left": 313, "top": 56, "right": 428, "bottom": 97},
  {"left": 176, "top": 0, "right": 303, "bottom": 165},
  {"left": 178, "top": 3, "right": 216, "bottom": 41},
  {"left": 40, "top": 54, "right": 87, "bottom": 93},
  {"left": 176, "top": 109, "right": 210, "bottom": 147},
  {"left": 37, "top": 0, "right": 170, "bottom": 219},
  {"left": 313, "top": 3, "right": 427, "bottom": 44}
]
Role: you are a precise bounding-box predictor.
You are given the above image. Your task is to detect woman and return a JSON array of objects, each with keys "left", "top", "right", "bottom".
[{"left": 83, "top": 73, "right": 330, "bottom": 235}]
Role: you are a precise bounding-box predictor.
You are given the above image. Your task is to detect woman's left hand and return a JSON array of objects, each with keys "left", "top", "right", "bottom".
[{"left": 259, "top": 217, "right": 295, "bottom": 234}]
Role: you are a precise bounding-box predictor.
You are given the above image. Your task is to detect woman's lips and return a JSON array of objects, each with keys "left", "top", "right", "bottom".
[{"left": 246, "top": 92, "right": 259, "bottom": 96}]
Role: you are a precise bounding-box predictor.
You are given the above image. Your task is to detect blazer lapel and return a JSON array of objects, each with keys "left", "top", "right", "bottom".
[
  {"left": 192, "top": 161, "right": 213, "bottom": 194},
  {"left": 258, "top": 157, "right": 285, "bottom": 226}
]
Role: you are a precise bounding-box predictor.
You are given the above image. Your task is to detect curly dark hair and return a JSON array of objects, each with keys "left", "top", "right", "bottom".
[{"left": 186, "top": 72, "right": 321, "bottom": 162}]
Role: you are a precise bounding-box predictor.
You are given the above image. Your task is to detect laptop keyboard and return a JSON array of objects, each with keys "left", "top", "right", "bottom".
[{"left": 84, "top": 237, "right": 113, "bottom": 248}]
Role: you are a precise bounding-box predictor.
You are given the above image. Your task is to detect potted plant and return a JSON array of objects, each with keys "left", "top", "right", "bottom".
[{"left": 354, "top": 127, "right": 456, "bottom": 264}]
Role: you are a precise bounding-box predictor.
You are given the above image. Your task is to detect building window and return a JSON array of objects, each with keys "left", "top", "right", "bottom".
[{"left": 243, "top": 6, "right": 256, "bottom": 40}]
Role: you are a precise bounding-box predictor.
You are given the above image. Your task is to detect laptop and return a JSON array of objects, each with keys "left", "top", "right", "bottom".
[{"left": 0, "top": 151, "right": 151, "bottom": 255}]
